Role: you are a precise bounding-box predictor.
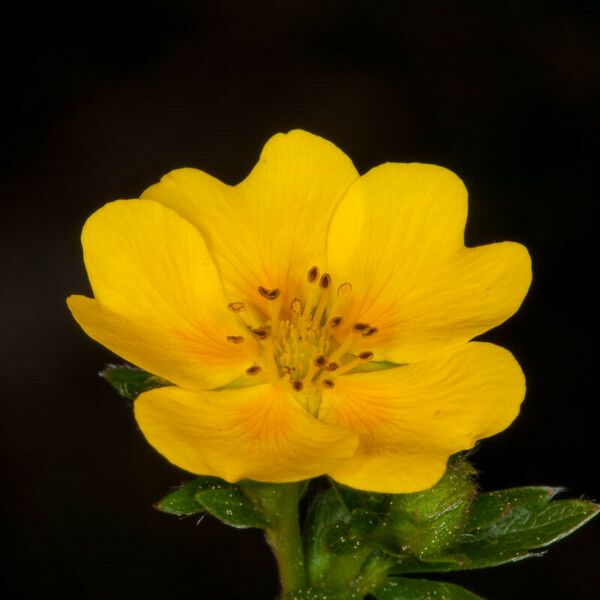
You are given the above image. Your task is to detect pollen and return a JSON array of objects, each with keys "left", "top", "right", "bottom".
[{"left": 226, "top": 267, "right": 378, "bottom": 395}]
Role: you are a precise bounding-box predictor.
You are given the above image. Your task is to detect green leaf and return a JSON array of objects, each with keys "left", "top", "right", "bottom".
[
  {"left": 156, "top": 476, "right": 268, "bottom": 528},
  {"left": 155, "top": 479, "right": 205, "bottom": 516},
  {"left": 375, "top": 577, "right": 483, "bottom": 599},
  {"left": 100, "top": 364, "right": 170, "bottom": 400},
  {"left": 193, "top": 478, "right": 268, "bottom": 529},
  {"left": 392, "top": 486, "right": 599, "bottom": 572}
]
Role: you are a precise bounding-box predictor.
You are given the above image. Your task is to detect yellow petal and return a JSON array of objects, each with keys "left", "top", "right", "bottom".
[
  {"left": 69, "top": 199, "right": 253, "bottom": 390},
  {"left": 327, "top": 163, "right": 531, "bottom": 363},
  {"left": 320, "top": 342, "right": 525, "bottom": 493},
  {"left": 134, "top": 383, "right": 358, "bottom": 483},
  {"left": 142, "top": 130, "right": 359, "bottom": 314}
]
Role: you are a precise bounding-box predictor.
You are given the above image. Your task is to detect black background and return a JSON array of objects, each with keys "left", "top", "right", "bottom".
[{"left": 2, "top": 2, "right": 599, "bottom": 598}]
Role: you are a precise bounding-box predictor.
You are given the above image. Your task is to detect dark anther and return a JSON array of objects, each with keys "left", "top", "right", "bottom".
[
  {"left": 358, "top": 351, "right": 374, "bottom": 361},
  {"left": 246, "top": 365, "right": 262, "bottom": 375},
  {"left": 352, "top": 322, "right": 370, "bottom": 332},
  {"left": 329, "top": 315, "right": 343, "bottom": 328},
  {"left": 258, "top": 286, "right": 281, "bottom": 300},
  {"left": 319, "top": 273, "right": 331, "bottom": 289},
  {"left": 228, "top": 301, "right": 245, "bottom": 312},
  {"left": 292, "top": 380, "right": 304, "bottom": 392},
  {"left": 323, "top": 379, "right": 335, "bottom": 388},
  {"left": 249, "top": 327, "right": 267, "bottom": 340},
  {"left": 226, "top": 335, "right": 244, "bottom": 344},
  {"left": 307, "top": 266, "right": 319, "bottom": 283},
  {"left": 326, "top": 362, "right": 339, "bottom": 372},
  {"left": 362, "top": 327, "right": 378, "bottom": 337},
  {"left": 314, "top": 355, "right": 327, "bottom": 368}
]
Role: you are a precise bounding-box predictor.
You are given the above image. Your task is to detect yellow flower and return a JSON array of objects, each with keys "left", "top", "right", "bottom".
[{"left": 68, "top": 130, "right": 531, "bottom": 493}]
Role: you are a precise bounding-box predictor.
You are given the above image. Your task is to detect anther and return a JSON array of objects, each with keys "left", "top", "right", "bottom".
[
  {"left": 314, "top": 355, "right": 327, "bottom": 368},
  {"left": 246, "top": 365, "right": 262, "bottom": 375},
  {"left": 228, "top": 301, "right": 245, "bottom": 312},
  {"left": 352, "top": 322, "right": 370, "bottom": 333},
  {"left": 307, "top": 266, "right": 319, "bottom": 283},
  {"left": 226, "top": 335, "right": 244, "bottom": 344},
  {"left": 362, "top": 327, "right": 378, "bottom": 337},
  {"left": 322, "top": 379, "right": 335, "bottom": 389},
  {"left": 358, "top": 351, "right": 374, "bottom": 361},
  {"left": 290, "top": 298, "right": 304, "bottom": 314},
  {"left": 292, "top": 380, "right": 304, "bottom": 392},
  {"left": 326, "top": 362, "right": 339, "bottom": 372},
  {"left": 319, "top": 273, "right": 332, "bottom": 289},
  {"left": 258, "top": 286, "right": 281, "bottom": 300},
  {"left": 249, "top": 327, "right": 267, "bottom": 340},
  {"left": 337, "top": 282, "right": 352, "bottom": 298},
  {"left": 329, "top": 315, "right": 343, "bottom": 329}
]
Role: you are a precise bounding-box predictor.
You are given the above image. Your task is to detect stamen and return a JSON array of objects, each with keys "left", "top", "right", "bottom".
[
  {"left": 313, "top": 273, "right": 332, "bottom": 328},
  {"left": 292, "top": 380, "right": 304, "bottom": 392},
  {"left": 228, "top": 301, "right": 245, "bottom": 312},
  {"left": 362, "top": 327, "right": 378, "bottom": 337},
  {"left": 325, "top": 362, "right": 339, "bottom": 372},
  {"left": 358, "top": 351, "right": 374, "bottom": 361},
  {"left": 226, "top": 335, "right": 244, "bottom": 344},
  {"left": 329, "top": 315, "right": 343, "bottom": 329},
  {"left": 248, "top": 326, "right": 267, "bottom": 340},
  {"left": 322, "top": 379, "right": 335, "bottom": 388},
  {"left": 246, "top": 365, "right": 262, "bottom": 375},
  {"left": 319, "top": 273, "right": 332, "bottom": 289},
  {"left": 258, "top": 286, "right": 281, "bottom": 300},
  {"left": 337, "top": 282, "right": 352, "bottom": 298},
  {"left": 307, "top": 266, "right": 319, "bottom": 283},
  {"left": 314, "top": 355, "right": 327, "bottom": 368},
  {"left": 352, "top": 322, "right": 370, "bottom": 333}
]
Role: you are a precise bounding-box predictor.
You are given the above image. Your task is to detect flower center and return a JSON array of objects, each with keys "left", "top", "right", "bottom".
[{"left": 225, "top": 266, "right": 377, "bottom": 394}]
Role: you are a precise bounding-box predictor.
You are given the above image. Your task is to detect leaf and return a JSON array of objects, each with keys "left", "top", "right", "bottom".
[
  {"left": 193, "top": 478, "right": 268, "bottom": 529},
  {"left": 155, "top": 479, "right": 205, "bottom": 516},
  {"left": 100, "top": 364, "right": 170, "bottom": 400},
  {"left": 156, "top": 476, "right": 267, "bottom": 529},
  {"left": 392, "top": 486, "right": 599, "bottom": 572},
  {"left": 374, "top": 577, "right": 483, "bottom": 599}
]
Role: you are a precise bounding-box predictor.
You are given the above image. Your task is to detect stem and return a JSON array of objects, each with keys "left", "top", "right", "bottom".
[
  {"left": 245, "top": 482, "right": 307, "bottom": 598},
  {"left": 266, "top": 484, "right": 307, "bottom": 597}
]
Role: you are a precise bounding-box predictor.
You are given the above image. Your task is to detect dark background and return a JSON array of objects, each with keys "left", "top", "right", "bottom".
[{"left": 2, "top": 1, "right": 599, "bottom": 598}]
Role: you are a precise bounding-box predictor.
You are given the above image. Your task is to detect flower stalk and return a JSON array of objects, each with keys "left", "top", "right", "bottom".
[{"left": 245, "top": 482, "right": 307, "bottom": 598}]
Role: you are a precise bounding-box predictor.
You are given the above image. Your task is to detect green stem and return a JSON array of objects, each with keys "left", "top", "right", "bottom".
[{"left": 245, "top": 482, "right": 307, "bottom": 598}]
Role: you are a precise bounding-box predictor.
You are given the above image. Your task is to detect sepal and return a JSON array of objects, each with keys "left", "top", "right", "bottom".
[{"left": 101, "top": 363, "right": 170, "bottom": 400}]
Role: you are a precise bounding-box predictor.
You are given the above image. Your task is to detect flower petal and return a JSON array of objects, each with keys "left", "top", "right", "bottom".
[
  {"left": 327, "top": 163, "right": 531, "bottom": 363},
  {"left": 69, "top": 199, "right": 253, "bottom": 390},
  {"left": 134, "top": 383, "right": 359, "bottom": 483},
  {"left": 142, "top": 130, "right": 359, "bottom": 313},
  {"left": 320, "top": 342, "right": 525, "bottom": 493}
]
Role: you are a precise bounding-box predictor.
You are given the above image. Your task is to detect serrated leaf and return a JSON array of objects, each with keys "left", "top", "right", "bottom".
[
  {"left": 375, "top": 577, "right": 483, "bottom": 599},
  {"left": 392, "top": 486, "right": 599, "bottom": 573},
  {"left": 193, "top": 478, "right": 268, "bottom": 529},
  {"left": 100, "top": 364, "right": 170, "bottom": 400},
  {"left": 155, "top": 479, "right": 205, "bottom": 516}
]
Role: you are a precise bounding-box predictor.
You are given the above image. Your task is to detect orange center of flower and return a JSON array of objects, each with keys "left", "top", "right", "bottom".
[{"left": 226, "top": 266, "right": 376, "bottom": 394}]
